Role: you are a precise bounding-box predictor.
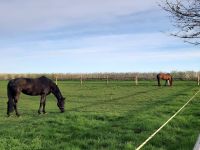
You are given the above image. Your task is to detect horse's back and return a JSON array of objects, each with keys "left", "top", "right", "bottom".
[
  {"left": 37, "top": 76, "right": 53, "bottom": 85},
  {"left": 7, "top": 76, "right": 55, "bottom": 96},
  {"left": 8, "top": 76, "right": 52, "bottom": 86},
  {"left": 7, "top": 78, "right": 24, "bottom": 89},
  {"left": 157, "top": 73, "right": 172, "bottom": 80}
]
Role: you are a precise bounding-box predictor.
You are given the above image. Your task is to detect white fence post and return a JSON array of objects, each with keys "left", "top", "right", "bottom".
[
  {"left": 80, "top": 75, "right": 83, "bottom": 86},
  {"left": 167, "top": 80, "right": 170, "bottom": 86},
  {"left": 135, "top": 76, "right": 138, "bottom": 85},
  {"left": 55, "top": 76, "right": 58, "bottom": 85}
]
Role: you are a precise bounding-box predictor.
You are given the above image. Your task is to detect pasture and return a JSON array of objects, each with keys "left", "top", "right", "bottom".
[{"left": 0, "top": 80, "right": 199, "bottom": 150}]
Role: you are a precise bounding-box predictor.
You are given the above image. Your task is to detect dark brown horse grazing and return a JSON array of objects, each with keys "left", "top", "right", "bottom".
[
  {"left": 7, "top": 76, "right": 65, "bottom": 116},
  {"left": 157, "top": 73, "right": 173, "bottom": 86}
]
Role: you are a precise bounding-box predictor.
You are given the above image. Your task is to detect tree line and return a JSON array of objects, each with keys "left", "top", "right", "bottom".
[{"left": 0, "top": 71, "right": 199, "bottom": 81}]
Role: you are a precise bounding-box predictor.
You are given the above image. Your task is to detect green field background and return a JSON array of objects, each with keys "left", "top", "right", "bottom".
[{"left": 0, "top": 80, "right": 199, "bottom": 150}]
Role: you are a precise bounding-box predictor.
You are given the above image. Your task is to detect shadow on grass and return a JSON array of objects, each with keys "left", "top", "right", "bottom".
[
  {"left": 67, "top": 85, "right": 193, "bottom": 113},
  {"left": 68, "top": 87, "right": 160, "bottom": 112}
]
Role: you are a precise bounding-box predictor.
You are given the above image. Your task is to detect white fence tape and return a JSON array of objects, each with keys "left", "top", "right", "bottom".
[{"left": 136, "top": 89, "right": 200, "bottom": 150}]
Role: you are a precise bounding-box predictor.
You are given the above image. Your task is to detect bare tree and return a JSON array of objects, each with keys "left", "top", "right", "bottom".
[{"left": 161, "top": 0, "right": 200, "bottom": 45}]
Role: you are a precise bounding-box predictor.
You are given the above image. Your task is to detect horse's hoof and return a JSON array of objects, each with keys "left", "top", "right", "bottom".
[
  {"left": 38, "top": 111, "right": 41, "bottom": 115},
  {"left": 43, "top": 112, "right": 47, "bottom": 115}
]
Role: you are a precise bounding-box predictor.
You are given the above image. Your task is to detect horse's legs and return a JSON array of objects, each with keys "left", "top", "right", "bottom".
[
  {"left": 7, "top": 100, "right": 13, "bottom": 117},
  {"left": 7, "top": 99, "right": 13, "bottom": 117},
  {"left": 38, "top": 95, "right": 44, "bottom": 114},
  {"left": 165, "top": 80, "right": 168, "bottom": 86},
  {"left": 42, "top": 96, "right": 47, "bottom": 114},
  {"left": 7, "top": 101, "right": 10, "bottom": 117},
  {"left": 38, "top": 95, "right": 46, "bottom": 114},
  {"left": 14, "top": 94, "right": 20, "bottom": 116},
  {"left": 157, "top": 78, "right": 161, "bottom": 86},
  {"left": 7, "top": 88, "right": 14, "bottom": 117}
]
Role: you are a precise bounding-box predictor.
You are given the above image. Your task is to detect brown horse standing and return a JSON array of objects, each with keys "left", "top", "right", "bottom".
[{"left": 157, "top": 73, "right": 173, "bottom": 86}]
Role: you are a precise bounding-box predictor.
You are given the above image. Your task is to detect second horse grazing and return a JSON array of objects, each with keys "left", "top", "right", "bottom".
[
  {"left": 7, "top": 76, "right": 65, "bottom": 116},
  {"left": 157, "top": 73, "right": 173, "bottom": 86}
]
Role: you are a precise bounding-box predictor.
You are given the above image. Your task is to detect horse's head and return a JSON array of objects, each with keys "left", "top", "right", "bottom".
[{"left": 57, "top": 97, "right": 65, "bottom": 113}]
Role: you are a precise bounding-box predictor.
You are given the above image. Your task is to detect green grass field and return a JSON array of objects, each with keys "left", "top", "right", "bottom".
[{"left": 0, "top": 80, "right": 199, "bottom": 150}]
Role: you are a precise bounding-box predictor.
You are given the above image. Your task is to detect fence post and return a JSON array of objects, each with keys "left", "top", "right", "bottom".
[
  {"left": 80, "top": 74, "right": 83, "bottom": 86},
  {"left": 107, "top": 75, "right": 109, "bottom": 85},
  {"left": 55, "top": 76, "right": 58, "bottom": 85},
  {"left": 135, "top": 76, "right": 138, "bottom": 85},
  {"left": 198, "top": 74, "right": 200, "bottom": 86},
  {"left": 167, "top": 80, "right": 170, "bottom": 86}
]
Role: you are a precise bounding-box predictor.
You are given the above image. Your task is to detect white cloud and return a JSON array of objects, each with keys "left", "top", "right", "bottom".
[
  {"left": 1, "top": 32, "right": 199, "bottom": 64},
  {"left": 0, "top": 0, "right": 158, "bottom": 32},
  {"left": 0, "top": 1, "right": 198, "bottom": 73}
]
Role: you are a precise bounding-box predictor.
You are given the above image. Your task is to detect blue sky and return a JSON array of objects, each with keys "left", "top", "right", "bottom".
[{"left": 0, "top": 0, "right": 199, "bottom": 73}]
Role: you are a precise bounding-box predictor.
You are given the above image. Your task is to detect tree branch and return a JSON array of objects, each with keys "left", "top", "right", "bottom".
[{"left": 160, "top": 0, "right": 200, "bottom": 45}]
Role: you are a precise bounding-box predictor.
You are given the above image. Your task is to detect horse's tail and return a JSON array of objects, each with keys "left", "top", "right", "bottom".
[{"left": 7, "top": 81, "right": 14, "bottom": 115}]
